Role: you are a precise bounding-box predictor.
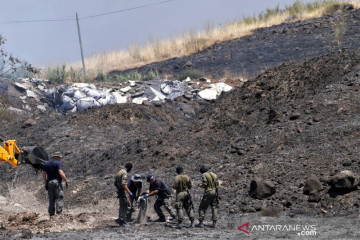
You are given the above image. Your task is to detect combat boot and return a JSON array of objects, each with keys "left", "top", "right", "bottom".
[
  {"left": 118, "top": 220, "right": 127, "bottom": 227},
  {"left": 188, "top": 219, "right": 194, "bottom": 228},
  {"left": 174, "top": 220, "right": 183, "bottom": 229},
  {"left": 154, "top": 217, "right": 166, "bottom": 222},
  {"left": 212, "top": 221, "right": 217, "bottom": 228},
  {"left": 195, "top": 221, "right": 204, "bottom": 228}
]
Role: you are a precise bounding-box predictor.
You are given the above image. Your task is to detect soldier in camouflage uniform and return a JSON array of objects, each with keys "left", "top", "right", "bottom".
[
  {"left": 114, "top": 163, "right": 133, "bottom": 226},
  {"left": 196, "top": 165, "right": 219, "bottom": 228},
  {"left": 172, "top": 166, "right": 195, "bottom": 229}
]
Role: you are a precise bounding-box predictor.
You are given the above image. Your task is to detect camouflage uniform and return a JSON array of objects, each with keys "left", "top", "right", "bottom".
[
  {"left": 198, "top": 171, "right": 219, "bottom": 222},
  {"left": 114, "top": 169, "right": 131, "bottom": 222},
  {"left": 173, "top": 174, "right": 195, "bottom": 222}
]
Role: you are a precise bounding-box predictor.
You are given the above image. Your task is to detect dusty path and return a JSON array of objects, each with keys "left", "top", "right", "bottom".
[{"left": 3, "top": 214, "right": 359, "bottom": 239}]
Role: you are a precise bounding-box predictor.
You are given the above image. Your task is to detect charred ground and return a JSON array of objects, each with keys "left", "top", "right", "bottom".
[{"left": 1, "top": 6, "right": 360, "bottom": 240}]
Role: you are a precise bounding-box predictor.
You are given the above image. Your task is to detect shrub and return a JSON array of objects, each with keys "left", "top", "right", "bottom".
[
  {"left": 179, "top": 70, "right": 203, "bottom": 80},
  {"left": 143, "top": 69, "right": 160, "bottom": 81},
  {"left": 95, "top": 69, "right": 107, "bottom": 82},
  {"left": 0, "top": 34, "right": 39, "bottom": 77},
  {"left": 46, "top": 64, "right": 67, "bottom": 84}
]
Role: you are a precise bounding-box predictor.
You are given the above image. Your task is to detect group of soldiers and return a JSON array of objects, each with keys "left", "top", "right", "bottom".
[
  {"left": 115, "top": 163, "right": 219, "bottom": 229},
  {"left": 41, "top": 151, "right": 219, "bottom": 229}
]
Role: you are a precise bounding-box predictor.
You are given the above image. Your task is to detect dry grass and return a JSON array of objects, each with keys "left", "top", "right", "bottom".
[{"left": 41, "top": 0, "right": 360, "bottom": 82}]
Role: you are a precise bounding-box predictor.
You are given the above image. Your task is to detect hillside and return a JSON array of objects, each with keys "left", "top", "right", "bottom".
[{"left": 0, "top": 5, "right": 360, "bottom": 240}]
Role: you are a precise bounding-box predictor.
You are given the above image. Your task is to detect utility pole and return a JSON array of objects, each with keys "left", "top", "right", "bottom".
[{"left": 76, "top": 12, "right": 86, "bottom": 80}]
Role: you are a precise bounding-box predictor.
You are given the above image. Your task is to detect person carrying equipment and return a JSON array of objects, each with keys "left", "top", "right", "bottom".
[{"left": 144, "top": 174, "right": 177, "bottom": 222}]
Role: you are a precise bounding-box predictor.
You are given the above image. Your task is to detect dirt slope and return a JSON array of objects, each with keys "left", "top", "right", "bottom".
[
  {"left": 1, "top": 7, "right": 360, "bottom": 240},
  {"left": 111, "top": 7, "right": 360, "bottom": 79}
]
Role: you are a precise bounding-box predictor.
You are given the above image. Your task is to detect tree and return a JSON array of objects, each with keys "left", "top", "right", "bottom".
[{"left": 0, "top": 34, "right": 39, "bottom": 77}]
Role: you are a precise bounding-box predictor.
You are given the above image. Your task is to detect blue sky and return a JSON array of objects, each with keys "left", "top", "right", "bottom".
[{"left": 0, "top": 0, "right": 314, "bottom": 66}]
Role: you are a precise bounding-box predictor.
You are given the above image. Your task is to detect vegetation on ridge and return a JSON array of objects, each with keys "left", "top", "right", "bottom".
[{"left": 39, "top": 0, "right": 359, "bottom": 83}]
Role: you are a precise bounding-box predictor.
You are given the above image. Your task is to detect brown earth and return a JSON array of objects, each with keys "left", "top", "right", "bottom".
[{"left": 1, "top": 6, "right": 360, "bottom": 240}]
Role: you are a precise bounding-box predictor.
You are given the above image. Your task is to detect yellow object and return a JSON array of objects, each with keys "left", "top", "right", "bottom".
[{"left": 0, "top": 139, "right": 20, "bottom": 167}]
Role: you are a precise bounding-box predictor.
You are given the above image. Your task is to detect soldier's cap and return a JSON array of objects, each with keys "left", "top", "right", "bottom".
[
  {"left": 146, "top": 174, "right": 154, "bottom": 182},
  {"left": 52, "top": 151, "right": 63, "bottom": 158},
  {"left": 131, "top": 174, "right": 142, "bottom": 182}
]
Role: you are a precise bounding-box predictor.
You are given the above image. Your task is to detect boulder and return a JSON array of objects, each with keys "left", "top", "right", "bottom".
[
  {"left": 249, "top": 178, "right": 276, "bottom": 199},
  {"left": 198, "top": 88, "right": 217, "bottom": 101},
  {"left": 303, "top": 175, "right": 322, "bottom": 194},
  {"left": 308, "top": 190, "right": 320, "bottom": 202},
  {"left": 329, "top": 170, "right": 358, "bottom": 192}
]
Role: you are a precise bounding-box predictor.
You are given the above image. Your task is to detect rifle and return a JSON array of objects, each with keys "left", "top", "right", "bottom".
[{"left": 186, "top": 189, "right": 195, "bottom": 211}]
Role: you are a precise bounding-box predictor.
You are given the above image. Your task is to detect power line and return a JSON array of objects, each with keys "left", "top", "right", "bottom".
[
  {"left": 0, "top": 0, "right": 176, "bottom": 24},
  {"left": 81, "top": 0, "right": 176, "bottom": 20}
]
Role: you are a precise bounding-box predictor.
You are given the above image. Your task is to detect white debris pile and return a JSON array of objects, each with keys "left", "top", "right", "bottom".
[
  {"left": 4, "top": 76, "right": 235, "bottom": 115},
  {"left": 45, "top": 84, "right": 117, "bottom": 113}
]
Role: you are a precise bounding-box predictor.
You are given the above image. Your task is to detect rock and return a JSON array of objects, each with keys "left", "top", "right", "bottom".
[
  {"left": 21, "top": 229, "right": 33, "bottom": 239},
  {"left": 37, "top": 84, "right": 46, "bottom": 91},
  {"left": 120, "top": 86, "right": 131, "bottom": 93},
  {"left": 308, "top": 190, "right": 320, "bottom": 202},
  {"left": 152, "top": 101, "right": 162, "bottom": 107},
  {"left": 183, "top": 61, "right": 192, "bottom": 68},
  {"left": 132, "top": 97, "right": 148, "bottom": 104},
  {"left": 342, "top": 159, "right": 352, "bottom": 166},
  {"left": 253, "top": 202, "right": 262, "bottom": 211},
  {"left": 344, "top": 4, "right": 354, "bottom": 11},
  {"left": 37, "top": 105, "right": 47, "bottom": 112},
  {"left": 26, "top": 89, "right": 38, "bottom": 99},
  {"left": 131, "top": 91, "right": 145, "bottom": 98},
  {"left": 198, "top": 88, "right": 217, "bottom": 101},
  {"left": 260, "top": 206, "right": 279, "bottom": 217},
  {"left": 8, "top": 107, "right": 26, "bottom": 115},
  {"left": 160, "top": 83, "right": 172, "bottom": 95},
  {"left": 329, "top": 170, "right": 357, "bottom": 192},
  {"left": 14, "top": 83, "right": 27, "bottom": 92},
  {"left": 142, "top": 100, "right": 152, "bottom": 106},
  {"left": 211, "top": 82, "right": 233, "bottom": 93},
  {"left": 290, "top": 112, "right": 300, "bottom": 120},
  {"left": 249, "top": 178, "right": 276, "bottom": 199},
  {"left": 303, "top": 175, "right": 322, "bottom": 194},
  {"left": 23, "top": 118, "right": 37, "bottom": 128},
  {"left": 149, "top": 87, "right": 166, "bottom": 101},
  {"left": 129, "top": 81, "right": 136, "bottom": 87},
  {"left": 112, "top": 92, "right": 127, "bottom": 104}
]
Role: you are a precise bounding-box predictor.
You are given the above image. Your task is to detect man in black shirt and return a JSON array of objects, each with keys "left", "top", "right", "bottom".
[
  {"left": 42, "top": 151, "right": 69, "bottom": 216},
  {"left": 144, "top": 174, "right": 177, "bottom": 222}
]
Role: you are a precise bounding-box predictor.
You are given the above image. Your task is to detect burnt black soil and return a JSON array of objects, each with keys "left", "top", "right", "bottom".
[
  {"left": 111, "top": 7, "right": 360, "bottom": 79},
  {"left": 1, "top": 6, "right": 360, "bottom": 239}
]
